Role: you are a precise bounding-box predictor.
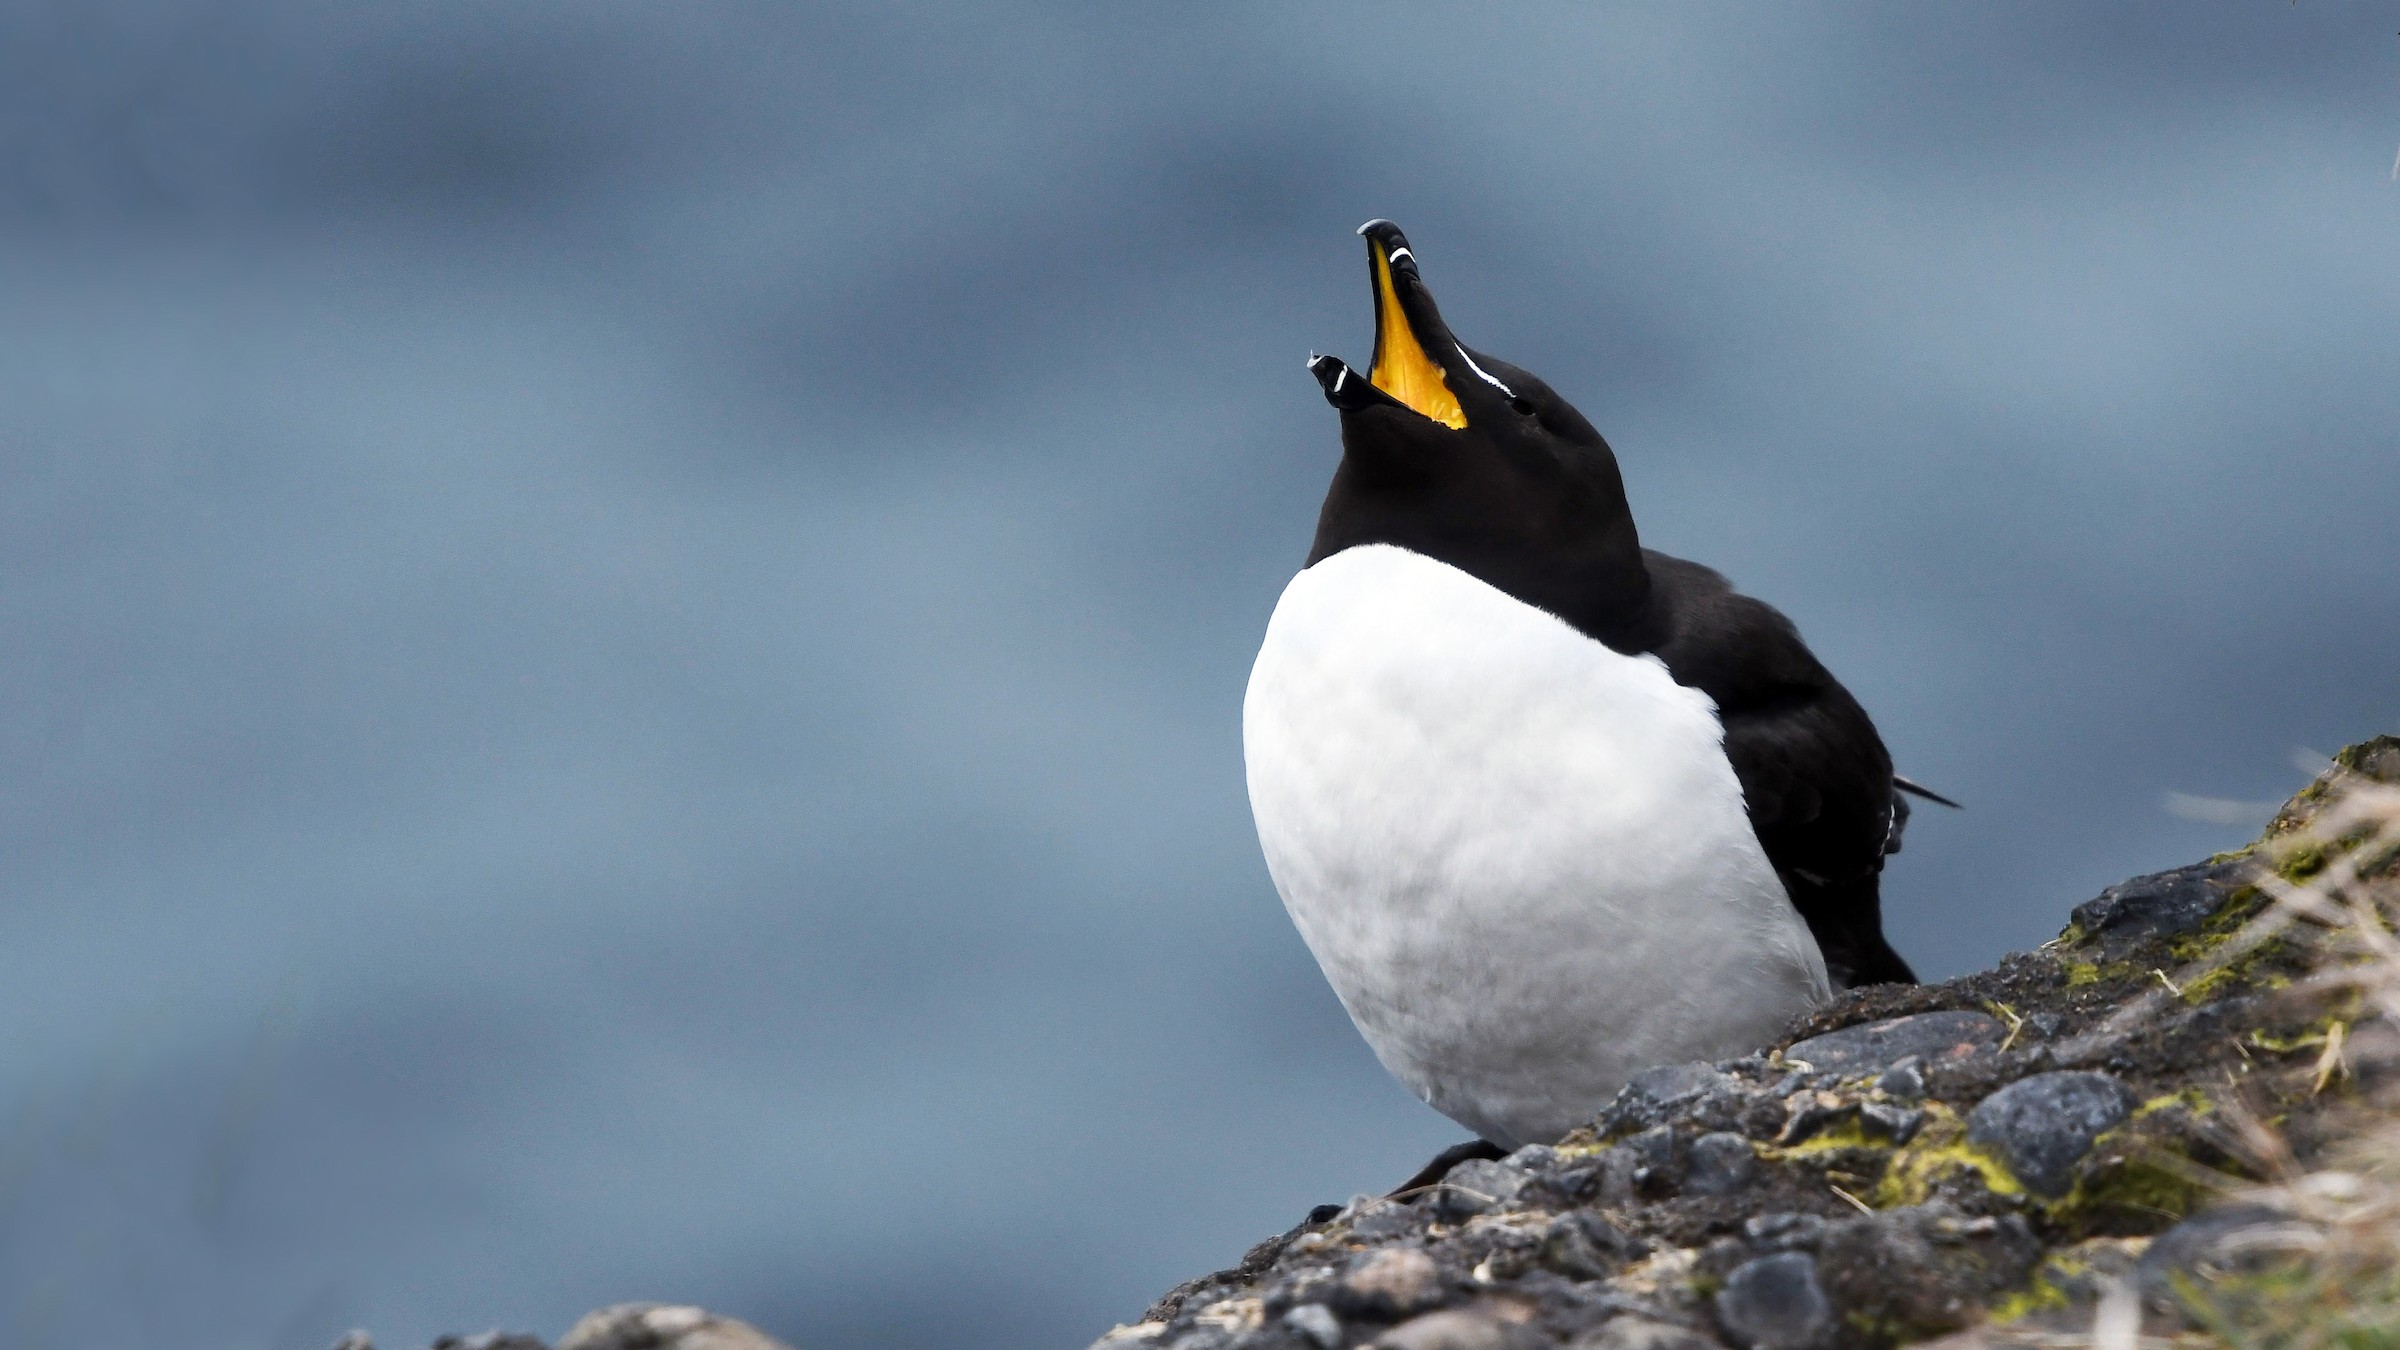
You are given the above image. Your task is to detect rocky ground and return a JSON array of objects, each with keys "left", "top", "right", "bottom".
[{"left": 1093, "top": 738, "right": 2400, "bottom": 1350}]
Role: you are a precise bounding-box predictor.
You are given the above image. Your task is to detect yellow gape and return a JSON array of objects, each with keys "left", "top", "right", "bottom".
[{"left": 1367, "top": 246, "right": 1467, "bottom": 429}]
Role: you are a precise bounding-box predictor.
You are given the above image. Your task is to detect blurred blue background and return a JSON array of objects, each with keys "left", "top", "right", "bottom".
[{"left": 4, "top": 4, "right": 2397, "bottom": 1347}]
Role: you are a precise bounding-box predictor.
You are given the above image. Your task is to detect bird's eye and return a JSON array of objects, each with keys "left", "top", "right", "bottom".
[{"left": 1510, "top": 397, "right": 1536, "bottom": 417}]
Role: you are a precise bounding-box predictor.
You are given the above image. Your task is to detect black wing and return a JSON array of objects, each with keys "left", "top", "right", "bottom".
[{"left": 1640, "top": 551, "right": 1916, "bottom": 988}]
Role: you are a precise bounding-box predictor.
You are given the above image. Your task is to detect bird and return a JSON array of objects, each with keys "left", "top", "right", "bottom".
[{"left": 1243, "top": 220, "right": 1949, "bottom": 1161}]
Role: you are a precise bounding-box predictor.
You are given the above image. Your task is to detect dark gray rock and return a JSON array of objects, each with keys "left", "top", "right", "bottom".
[
  {"left": 1436, "top": 1159, "right": 1530, "bottom": 1220},
  {"left": 1784, "top": 1011, "right": 2006, "bottom": 1076},
  {"left": 1859, "top": 1101, "right": 1924, "bottom": 1144},
  {"left": 1542, "top": 1212, "right": 1636, "bottom": 1280},
  {"left": 1353, "top": 1200, "right": 1426, "bottom": 1240},
  {"left": 1711, "top": 1253, "right": 1832, "bottom": 1350},
  {"left": 1741, "top": 1214, "right": 1826, "bottom": 1251},
  {"left": 432, "top": 1336, "right": 548, "bottom": 1350},
  {"left": 2071, "top": 860, "right": 2247, "bottom": 943},
  {"left": 1604, "top": 1063, "right": 1739, "bottom": 1133},
  {"left": 1872, "top": 1057, "right": 1925, "bottom": 1100},
  {"left": 1815, "top": 1206, "right": 2041, "bottom": 1336},
  {"left": 1966, "top": 1071, "right": 2134, "bottom": 1197},
  {"left": 1683, "top": 1133, "right": 1756, "bottom": 1197}
]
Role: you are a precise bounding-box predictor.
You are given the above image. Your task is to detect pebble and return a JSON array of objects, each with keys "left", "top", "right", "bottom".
[
  {"left": 1371, "top": 1308, "right": 1543, "bottom": 1350},
  {"left": 1712, "top": 1252, "right": 1832, "bottom": 1350},
  {"left": 1872, "top": 1057, "right": 1925, "bottom": 1100},
  {"left": 1741, "top": 1213, "right": 1827, "bottom": 1251},
  {"left": 1282, "top": 1304, "right": 1343, "bottom": 1349},
  {"left": 1542, "top": 1212, "right": 1631, "bottom": 1279},
  {"left": 1575, "top": 1317, "right": 1723, "bottom": 1350},
  {"left": 1683, "top": 1133, "right": 1757, "bottom": 1196},
  {"left": 1606, "top": 1063, "right": 1740, "bottom": 1131},
  {"left": 1332, "top": 1247, "right": 1445, "bottom": 1320},
  {"left": 1859, "top": 1101, "right": 1925, "bottom": 1144},
  {"left": 1784, "top": 1011, "right": 2005, "bottom": 1076},
  {"left": 1965, "top": 1071, "right": 2134, "bottom": 1197},
  {"left": 1353, "top": 1191, "right": 1420, "bottom": 1239},
  {"left": 1435, "top": 1159, "right": 1529, "bottom": 1220},
  {"left": 557, "top": 1304, "right": 792, "bottom": 1350}
]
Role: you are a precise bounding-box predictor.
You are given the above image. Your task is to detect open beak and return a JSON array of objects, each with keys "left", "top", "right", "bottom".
[{"left": 1359, "top": 220, "right": 1466, "bottom": 429}]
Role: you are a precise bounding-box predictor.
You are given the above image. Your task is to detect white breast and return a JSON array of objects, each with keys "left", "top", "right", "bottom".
[{"left": 1243, "top": 544, "right": 1829, "bottom": 1149}]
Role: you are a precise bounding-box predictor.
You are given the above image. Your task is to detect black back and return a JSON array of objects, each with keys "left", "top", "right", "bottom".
[{"left": 1305, "top": 222, "right": 1915, "bottom": 987}]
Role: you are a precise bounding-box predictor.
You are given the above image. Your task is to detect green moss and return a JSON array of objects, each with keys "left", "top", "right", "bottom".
[
  {"left": 1984, "top": 1252, "right": 2082, "bottom": 1325},
  {"left": 2133, "top": 1087, "right": 2214, "bottom": 1119},
  {"left": 2062, "top": 960, "right": 2110, "bottom": 988},
  {"left": 1868, "top": 1104, "right": 2024, "bottom": 1208},
  {"left": 2044, "top": 1154, "right": 2210, "bottom": 1232}
]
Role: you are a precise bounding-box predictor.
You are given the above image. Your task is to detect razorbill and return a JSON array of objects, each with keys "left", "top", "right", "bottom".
[{"left": 1244, "top": 220, "right": 1943, "bottom": 1153}]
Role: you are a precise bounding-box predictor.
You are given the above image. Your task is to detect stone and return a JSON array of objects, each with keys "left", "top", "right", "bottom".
[
  {"left": 1712, "top": 1252, "right": 1832, "bottom": 1350},
  {"left": 1785, "top": 1012, "right": 2006, "bottom": 1076},
  {"left": 1371, "top": 1308, "right": 1544, "bottom": 1350},
  {"left": 1816, "top": 1206, "right": 2042, "bottom": 1335},
  {"left": 1859, "top": 1101, "right": 1925, "bottom": 1144},
  {"left": 1965, "top": 1071, "right": 2134, "bottom": 1198},
  {"left": 432, "top": 1336, "right": 548, "bottom": 1350},
  {"left": 1504, "top": 1144, "right": 1562, "bottom": 1172},
  {"left": 1742, "top": 1214, "right": 1827, "bottom": 1251},
  {"left": 1542, "top": 1212, "right": 1632, "bottom": 1279},
  {"left": 1684, "top": 1133, "right": 1756, "bottom": 1197},
  {"left": 2070, "top": 861, "right": 2247, "bottom": 943},
  {"left": 1606, "top": 1063, "right": 1738, "bottom": 1131},
  {"left": 331, "top": 1335, "right": 373, "bottom": 1350},
  {"left": 1435, "top": 1159, "right": 1529, "bottom": 1220},
  {"left": 1282, "top": 1305, "right": 1342, "bottom": 1350},
  {"left": 1351, "top": 1198, "right": 1427, "bottom": 1240},
  {"left": 1332, "top": 1246, "right": 1445, "bottom": 1321},
  {"left": 558, "top": 1303, "right": 793, "bottom": 1350},
  {"left": 1575, "top": 1318, "right": 1722, "bottom": 1350},
  {"left": 1873, "top": 1057, "right": 1925, "bottom": 1100}
]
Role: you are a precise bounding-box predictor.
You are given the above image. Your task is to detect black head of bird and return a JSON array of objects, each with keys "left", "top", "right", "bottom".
[{"left": 1304, "top": 220, "right": 1655, "bottom": 651}]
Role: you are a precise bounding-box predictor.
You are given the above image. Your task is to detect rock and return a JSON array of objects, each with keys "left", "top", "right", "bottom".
[
  {"left": 1712, "top": 1252, "right": 1832, "bottom": 1350},
  {"left": 1282, "top": 1305, "right": 1343, "bottom": 1349},
  {"left": 1816, "top": 1206, "right": 2041, "bottom": 1336},
  {"left": 1349, "top": 1196, "right": 1427, "bottom": 1240},
  {"left": 1605, "top": 1064, "right": 1738, "bottom": 1132},
  {"left": 331, "top": 1335, "right": 374, "bottom": 1350},
  {"left": 1965, "top": 1071, "right": 2133, "bottom": 1198},
  {"left": 2071, "top": 861, "right": 2247, "bottom": 944},
  {"left": 1542, "top": 1212, "right": 1632, "bottom": 1279},
  {"left": 1332, "top": 1247, "right": 1445, "bottom": 1321},
  {"left": 1874, "top": 1057, "right": 1925, "bottom": 1100},
  {"left": 557, "top": 1304, "right": 793, "bottom": 1350},
  {"left": 431, "top": 1335, "right": 548, "bottom": 1350},
  {"left": 1683, "top": 1133, "right": 1756, "bottom": 1196},
  {"left": 1859, "top": 1101, "right": 1925, "bottom": 1144},
  {"left": 1372, "top": 1308, "right": 1545, "bottom": 1350},
  {"left": 1572, "top": 1318, "right": 1721, "bottom": 1350},
  {"left": 1435, "top": 1158, "right": 1530, "bottom": 1220},
  {"left": 1785, "top": 1011, "right": 2005, "bottom": 1076},
  {"left": 1742, "top": 1214, "right": 1827, "bottom": 1251},
  {"left": 1105, "top": 734, "right": 2392, "bottom": 1350}
]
